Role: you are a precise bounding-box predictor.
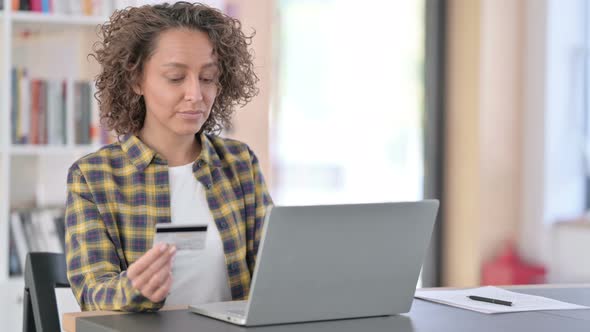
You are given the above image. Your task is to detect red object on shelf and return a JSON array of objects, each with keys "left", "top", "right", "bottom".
[{"left": 481, "top": 243, "right": 546, "bottom": 285}]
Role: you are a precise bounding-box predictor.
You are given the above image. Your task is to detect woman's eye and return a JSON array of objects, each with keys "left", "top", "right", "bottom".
[
  {"left": 169, "top": 77, "right": 185, "bottom": 83},
  {"left": 200, "top": 77, "right": 215, "bottom": 84}
]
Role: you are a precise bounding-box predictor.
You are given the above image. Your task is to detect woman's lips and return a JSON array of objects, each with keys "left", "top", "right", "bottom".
[{"left": 177, "top": 111, "right": 204, "bottom": 120}]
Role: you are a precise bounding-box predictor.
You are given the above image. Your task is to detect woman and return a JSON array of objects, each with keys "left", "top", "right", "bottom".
[{"left": 65, "top": 2, "right": 272, "bottom": 312}]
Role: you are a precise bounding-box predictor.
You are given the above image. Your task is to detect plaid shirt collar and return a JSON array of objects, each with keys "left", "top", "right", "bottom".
[{"left": 120, "top": 132, "right": 223, "bottom": 171}]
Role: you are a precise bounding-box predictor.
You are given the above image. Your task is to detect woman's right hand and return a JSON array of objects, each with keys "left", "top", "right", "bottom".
[{"left": 127, "top": 243, "right": 177, "bottom": 303}]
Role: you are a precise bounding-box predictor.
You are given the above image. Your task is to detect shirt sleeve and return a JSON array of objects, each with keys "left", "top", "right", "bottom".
[
  {"left": 65, "top": 165, "right": 165, "bottom": 312},
  {"left": 244, "top": 147, "right": 273, "bottom": 275}
]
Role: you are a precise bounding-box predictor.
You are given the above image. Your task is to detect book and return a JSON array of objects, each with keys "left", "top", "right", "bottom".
[
  {"left": 41, "top": 0, "right": 50, "bottom": 12},
  {"left": 11, "top": 68, "right": 111, "bottom": 146},
  {"left": 90, "top": 82, "right": 101, "bottom": 144},
  {"left": 11, "top": 68, "right": 70, "bottom": 145},
  {"left": 8, "top": 225, "right": 22, "bottom": 276},
  {"left": 38, "top": 80, "right": 48, "bottom": 144},
  {"left": 19, "top": 0, "right": 29, "bottom": 11},
  {"left": 53, "top": 214, "right": 66, "bottom": 252},
  {"left": 9, "top": 212, "right": 28, "bottom": 271},
  {"left": 8, "top": 208, "right": 67, "bottom": 274},
  {"left": 46, "top": 80, "right": 66, "bottom": 144},
  {"left": 10, "top": 67, "right": 18, "bottom": 144},
  {"left": 39, "top": 209, "right": 64, "bottom": 253},
  {"left": 18, "top": 68, "right": 31, "bottom": 144},
  {"left": 30, "top": 0, "right": 41, "bottom": 12}
]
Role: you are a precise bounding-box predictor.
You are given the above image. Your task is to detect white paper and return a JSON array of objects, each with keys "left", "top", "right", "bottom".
[{"left": 414, "top": 286, "right": 590, "bottom": 314}]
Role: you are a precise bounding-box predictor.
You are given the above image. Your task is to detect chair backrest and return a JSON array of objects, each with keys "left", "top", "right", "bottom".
[{"left": 23, "top": 252, "right": 70, "bottom": 332}]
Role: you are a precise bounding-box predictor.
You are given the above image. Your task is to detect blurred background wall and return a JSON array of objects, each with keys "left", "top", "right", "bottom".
[{"left": 3, "top": 0, "right": 590, "bottom": 329}]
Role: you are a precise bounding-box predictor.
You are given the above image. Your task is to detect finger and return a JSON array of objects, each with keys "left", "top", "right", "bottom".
[
  {"left": 142, "top": 263, "right": 172, "bottom": 300},
  {"left": 127, "top": 243, "right": 168, "bottom": 279},
  {"left": 131, "top": 246, "right": 176, "bottom": 290},
  {"left": 149, "top": 272, "right": 173, "bottom": 303},
  {"left": 144, "top": 261, "right": 173, "bottom": 295},
  {"left": 128, "top": 244, "right": 167, "bottom": 279},
  {"left": 136, "top": 266, "right": 172, "bottom": 298}
]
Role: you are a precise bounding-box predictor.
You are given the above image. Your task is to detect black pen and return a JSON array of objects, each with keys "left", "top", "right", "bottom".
[{"left": 468, "top": 295, "right": 513, "bottom": 306}]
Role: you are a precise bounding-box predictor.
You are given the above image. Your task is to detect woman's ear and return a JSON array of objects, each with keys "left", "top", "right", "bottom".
[
  {"left": 132, "top": 75, "right": 143, "bottom": 95},
  {"left": 132, "top": 83, "right": 142, "bottom": 95}
]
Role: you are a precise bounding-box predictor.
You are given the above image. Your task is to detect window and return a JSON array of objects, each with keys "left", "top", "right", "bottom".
[{"left": 272, "top": 0, "right": 426, "bottom": 206}]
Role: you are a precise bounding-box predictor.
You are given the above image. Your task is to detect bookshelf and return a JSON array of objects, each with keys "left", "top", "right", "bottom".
[
  {"left": 0, "top": 0, "right": 267, "bottom": 329},
  {"left": 0, "top": 1, "right": 112, "bottom": 285},
  {"left": 12, "top": 11, "right": 107, "bottom": 25},
  {"left": 10, "top": 145, "right": 97, "bottom": 155}
]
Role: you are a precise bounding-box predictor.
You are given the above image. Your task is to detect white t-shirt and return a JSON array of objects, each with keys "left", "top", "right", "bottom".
[{"left": 164, "top": 162, "right": 232, "bottom": 305}]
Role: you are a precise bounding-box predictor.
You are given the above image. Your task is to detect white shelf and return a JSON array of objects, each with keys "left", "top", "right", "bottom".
[
  {"left": 1, "top": 7, "right": 111, "bottom": 330},
  {"left": 10, "top": 145, "right": 99, "bottom": 156},
  {"left": 11, "top": 11, "right": 107, "bottom": 26}
]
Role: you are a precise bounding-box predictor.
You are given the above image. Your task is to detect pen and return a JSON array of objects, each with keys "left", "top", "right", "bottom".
[{"left": 468, "top": 295, "right": 513, "bottom": 306}]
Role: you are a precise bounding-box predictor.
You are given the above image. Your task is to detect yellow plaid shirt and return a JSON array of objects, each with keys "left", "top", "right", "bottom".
[{"left": 65, "top": 133, "right": 272, "bottom": 311}]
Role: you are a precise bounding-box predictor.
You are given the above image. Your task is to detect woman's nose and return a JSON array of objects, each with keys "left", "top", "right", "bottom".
[{"left": 184, "top": 76, "right": 203, "bottom": 102}]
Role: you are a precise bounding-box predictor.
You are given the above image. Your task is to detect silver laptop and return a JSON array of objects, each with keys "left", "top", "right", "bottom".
[{"left": 189, "top": 200, "right": 439, "bottom": 326}]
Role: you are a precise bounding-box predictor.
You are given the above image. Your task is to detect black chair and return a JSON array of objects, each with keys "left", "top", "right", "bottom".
[{"left": 23, "top": 252, "right": 70, "bottom": 332}]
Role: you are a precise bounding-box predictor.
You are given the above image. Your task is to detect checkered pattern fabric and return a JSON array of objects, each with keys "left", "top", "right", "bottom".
[{"left": 65, "top": 133, "right": 272, "bottom": 311}]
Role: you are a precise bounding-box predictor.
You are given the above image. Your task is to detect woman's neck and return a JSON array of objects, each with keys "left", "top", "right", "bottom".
[{"left": 138, "top": 129, "right": 201, "bottom": 167}]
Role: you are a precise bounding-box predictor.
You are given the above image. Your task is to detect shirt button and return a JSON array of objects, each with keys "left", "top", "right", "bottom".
[
  {"left": 206, "top": 183, "right": 212, "bottom": 189},
  {"left": 197, "top": 160, "right": 204, "bottom": 168}
]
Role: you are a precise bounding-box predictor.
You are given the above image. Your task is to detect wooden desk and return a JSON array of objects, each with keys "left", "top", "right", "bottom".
[{"left": 62, "top": 305, "right": 187, "bottom": 332}]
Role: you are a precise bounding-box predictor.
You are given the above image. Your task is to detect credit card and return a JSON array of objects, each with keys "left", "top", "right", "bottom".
[{"left": 154, "top": 224, "right": 208, "bottom": 251}]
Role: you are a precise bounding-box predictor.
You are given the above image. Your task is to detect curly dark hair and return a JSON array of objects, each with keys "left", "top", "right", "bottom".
[{"left": 91, "top": 1, "right": 259, "bottom": 136}]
